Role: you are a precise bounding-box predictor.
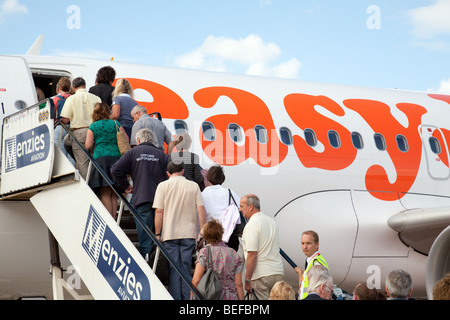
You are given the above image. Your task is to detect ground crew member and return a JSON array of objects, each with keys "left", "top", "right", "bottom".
[{"left": 295, "top": 230, "right": 329, "bottom": 299}]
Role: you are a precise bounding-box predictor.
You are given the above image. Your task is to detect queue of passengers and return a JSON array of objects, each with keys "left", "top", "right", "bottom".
[{"left": 51, "top": 67, "right": 450, "bottom": 301}]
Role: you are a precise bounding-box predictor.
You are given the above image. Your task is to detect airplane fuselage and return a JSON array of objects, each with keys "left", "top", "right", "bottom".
[{"left": 1, "top": 54, "right": 450, "bottom": 298}]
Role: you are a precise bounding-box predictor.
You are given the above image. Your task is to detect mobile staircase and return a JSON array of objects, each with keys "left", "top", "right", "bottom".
[{"left": 0, "top": 100, "right": 202, "bottom": 300}]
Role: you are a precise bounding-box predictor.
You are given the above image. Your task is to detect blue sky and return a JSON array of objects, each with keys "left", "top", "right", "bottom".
[{"left": 1, "top": 0, "right": 450, "bottom": 93}]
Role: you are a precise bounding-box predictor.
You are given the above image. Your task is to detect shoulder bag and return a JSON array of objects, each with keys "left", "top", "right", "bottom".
[
  {"left": 115, "top": 121, "right": 131, "bottom": 155},
  {"left": 220, "top": 189, "right": 241, "bottom": 243},
  {"left": 193, "top": 245, "right": 222, "bottom": 300},
  {"left": 229, "top": 190, "right": 247, "bottom": 238}
]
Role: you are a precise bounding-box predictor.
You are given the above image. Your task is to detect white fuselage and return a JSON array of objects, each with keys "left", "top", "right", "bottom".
[{"left": 2, "top": 54, "right": 450, "bottom": 299}]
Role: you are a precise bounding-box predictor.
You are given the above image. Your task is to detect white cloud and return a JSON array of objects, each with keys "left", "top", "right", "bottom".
[
  {"left": 0, "top": 0, "right": 28, "bottom": 18},
  {"left": 427, "top": 78, "right": 450, "bottom": 94},
  {"left": 173, "top": 34, "right": 302, "bottom": 79},
  {"left": 437, "top": 78, "right": 450, "bottom": 93},
  {"left": 408, "top": 0, "right": 450, "bottom": 38}
]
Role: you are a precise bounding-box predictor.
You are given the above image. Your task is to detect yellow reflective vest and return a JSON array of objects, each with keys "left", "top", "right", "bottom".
[{"left": 299, "top": 252, "right": 329, "bottom": 299}]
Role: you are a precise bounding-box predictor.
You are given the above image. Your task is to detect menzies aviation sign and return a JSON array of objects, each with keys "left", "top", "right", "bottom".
[
  {"left": 1, "top": 100, "right": 54, "bottom": 195},
  {"left": 82, "top": 205, "right": 151, "bottom": 300}
]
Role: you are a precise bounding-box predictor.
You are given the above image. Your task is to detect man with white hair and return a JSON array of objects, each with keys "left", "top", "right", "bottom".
[
  {"left": 130, "top": 105, "right": 175, "bottom": 153},
  {"left": 111, "top": 128, "right": 169, "bottom": 258},
  {"left": 385, "top": 269, "right": 414, "bottom": 300},
  {"left": 303, "top": 266, "right": 334, "bottom": 300}
]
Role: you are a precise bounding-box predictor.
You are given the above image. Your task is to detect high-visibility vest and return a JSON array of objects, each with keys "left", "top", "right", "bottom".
[{"left": 299, "top": 252, "right": 329, "bottom": 299}]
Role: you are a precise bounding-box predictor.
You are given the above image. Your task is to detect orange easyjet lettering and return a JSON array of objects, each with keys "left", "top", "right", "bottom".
[
  {"left": 194, "top": 87, "right": 288, "bottom": 167},
  {"left": 284, "top": 94, "right": 357, "bottom": 170},
  {"left": 429, "top": 94, "right": 450, "bottom": 105},
  {"left": 344, "top": 100, "right": 427, "bottom": 201},
  {"left": 116, "top": 78, "right": 189, "bottom": 120},
  {"left": 113, "top": 77, "right": 450, "bottom": 203}
]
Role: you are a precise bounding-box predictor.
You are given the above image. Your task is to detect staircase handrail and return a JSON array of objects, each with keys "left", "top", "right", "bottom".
[{"left": 56, "top": 120, "right": 204, "bottom": 300}]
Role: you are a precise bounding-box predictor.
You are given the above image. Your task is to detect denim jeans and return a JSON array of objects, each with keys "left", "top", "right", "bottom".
[
  {"left": 134, "top": 202, "right": 155, "bottom": 258},
  {"left": 54, "top": 125, "right": 75, "bottom": 166},
  {"left": 163, "top": 238, "right": 196, "bottom": 300}
]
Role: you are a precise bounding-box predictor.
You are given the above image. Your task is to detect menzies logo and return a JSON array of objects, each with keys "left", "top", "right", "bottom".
[
  {"left": 82, "top": 206, "right": 151, "bottom": 300},
  {"left": 4, "top": 125, "right": 50, "bottom": 173}
]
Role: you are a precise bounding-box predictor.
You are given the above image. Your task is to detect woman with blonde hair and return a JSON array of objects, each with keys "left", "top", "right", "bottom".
[
  {"left": 86, "top": 102, "right": 127, "bottom": 219},
  {"left": 192, "top": 220, "right": 244, "bottom": 300},
  {"left": 111, "top": 78, "right": 137, "bottom": 138},
  {"left": 269, "top": 281, "right": 296, "bottom": 300}
]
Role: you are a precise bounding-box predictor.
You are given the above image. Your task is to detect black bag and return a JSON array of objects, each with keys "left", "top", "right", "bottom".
[
  {"left": 192, "top": 245, "right": 222, "bottom": 300},
  {"left": 229, "top": 190, "right": 247, "bottom": 238},
  {"left": 148, "top": 246, "right": 170, "bottom": 286},
  {"left": 245, "top": 289, "right": 260, "bottom": 300}
]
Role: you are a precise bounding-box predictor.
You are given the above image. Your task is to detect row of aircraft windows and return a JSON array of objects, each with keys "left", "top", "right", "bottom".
[{"left": 173, "top": 120, "right": 443, "bottom": 155}]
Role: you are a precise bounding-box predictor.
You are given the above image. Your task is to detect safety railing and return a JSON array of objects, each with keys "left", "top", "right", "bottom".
[
  {"left": 55, "top": 119, "right": 298, "bottom": 300},
  {"left": 55, "top": 120, "right": 204, "bottom": 300}
]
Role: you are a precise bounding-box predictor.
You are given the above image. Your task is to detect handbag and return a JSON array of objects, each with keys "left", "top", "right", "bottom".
[
  {"left": 229, "top": 190, "right": 247, "bottom": 238},
  {"left": 115, "top": 121, "right": 131, "bottom": 155},
  {"left": 192, "top": 245, "right": 222, "bottom": 300},
  {"left": 220, "top": 189, "right": 241, "bottom": 243},
  {"left": 245, "top": 289, "right": 259, "bottom": 300}
]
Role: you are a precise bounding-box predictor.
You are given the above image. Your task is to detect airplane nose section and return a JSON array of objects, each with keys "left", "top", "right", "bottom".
[{"left": 274, "top": 190, "right": 358, "bottom": 287}]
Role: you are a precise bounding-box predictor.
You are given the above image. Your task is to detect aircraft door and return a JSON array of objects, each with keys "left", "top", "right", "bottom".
[
  {"left": 0, "top": 56, "right": 37, "bottom": 145},
  {"left": 274, "top": 191, "right": 357, "bottom": 287},
  {"left": 420, "top": 125, "right": 450, "bottom": 180}
]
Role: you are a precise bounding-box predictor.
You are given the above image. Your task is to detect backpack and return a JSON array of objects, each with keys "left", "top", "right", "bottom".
[{"left": 52, "top": 93, "right": 70, "bottom": 121}]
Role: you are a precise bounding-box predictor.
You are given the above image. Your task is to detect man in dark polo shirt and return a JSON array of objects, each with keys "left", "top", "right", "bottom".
[{"left": 111, "top": 128, "right": 168, "bottom": 258}]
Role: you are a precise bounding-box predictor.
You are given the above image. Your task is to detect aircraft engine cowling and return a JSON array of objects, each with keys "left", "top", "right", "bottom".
[{"left": 426, "top": 225, "right": 450, "bottom": 299}]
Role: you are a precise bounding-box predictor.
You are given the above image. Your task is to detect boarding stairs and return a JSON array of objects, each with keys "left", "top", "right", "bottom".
[{"left": 0, "top": 100, "right": 202, "bottom": 300}]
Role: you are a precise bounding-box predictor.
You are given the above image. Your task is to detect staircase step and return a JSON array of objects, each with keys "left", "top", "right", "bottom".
[
  {"left": 118, "top": 208, "right": 140, "bottom": 251},
  {"left": 123, "top": 229, "right": 138, "bottom": 241}
]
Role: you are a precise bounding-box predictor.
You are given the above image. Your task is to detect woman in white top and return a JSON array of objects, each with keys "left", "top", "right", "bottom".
[{"left": 202, "top": 165, "right": 242, "bottom": 251}]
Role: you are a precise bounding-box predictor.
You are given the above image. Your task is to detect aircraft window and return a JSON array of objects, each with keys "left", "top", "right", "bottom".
[
  {"left": 304, "top": 129, "right": 317, "bottom": 147},
  {"left": 429, "top": 137, "right": 441, "bottom": 155},
  {"left": 328, "top": 130, "right": 341, "bottom": 149},
  {"left": 396, "top": 135, "right": 408, "bottom": 152},
  {"left": 202, "top": 122, "right": 216, "bottom": 141},
  {"left": 374, "top": 133, "right": 386, "bottom": 151},
  {"left": 174, "top": 120, "right": 188, "bottom": 134},
  {"left": 255, "top": 125, "right": 268, "bottom": 144},
  {"left": 279, "top": 127, "right": 293, "bottom": 146},
  {"left": 351, "top": 132, "right": 364, "bottom": 150},
  {"left": 228, "top": 123, "right": 243, "bottom": 143}
]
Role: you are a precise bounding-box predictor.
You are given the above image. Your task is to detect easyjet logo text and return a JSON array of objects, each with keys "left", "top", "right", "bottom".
[{"left": 120, "top": 78, "right": 450, "bottom": 201}]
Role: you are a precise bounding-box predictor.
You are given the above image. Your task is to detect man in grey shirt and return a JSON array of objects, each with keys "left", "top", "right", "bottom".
[{"left": 130, "top": 105, "right": 175, "bottom": 153}]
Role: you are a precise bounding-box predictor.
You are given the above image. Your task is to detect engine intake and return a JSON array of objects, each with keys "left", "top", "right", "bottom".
[{"left": 426, "top": 225, "right": 450, "bottom": 299}]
